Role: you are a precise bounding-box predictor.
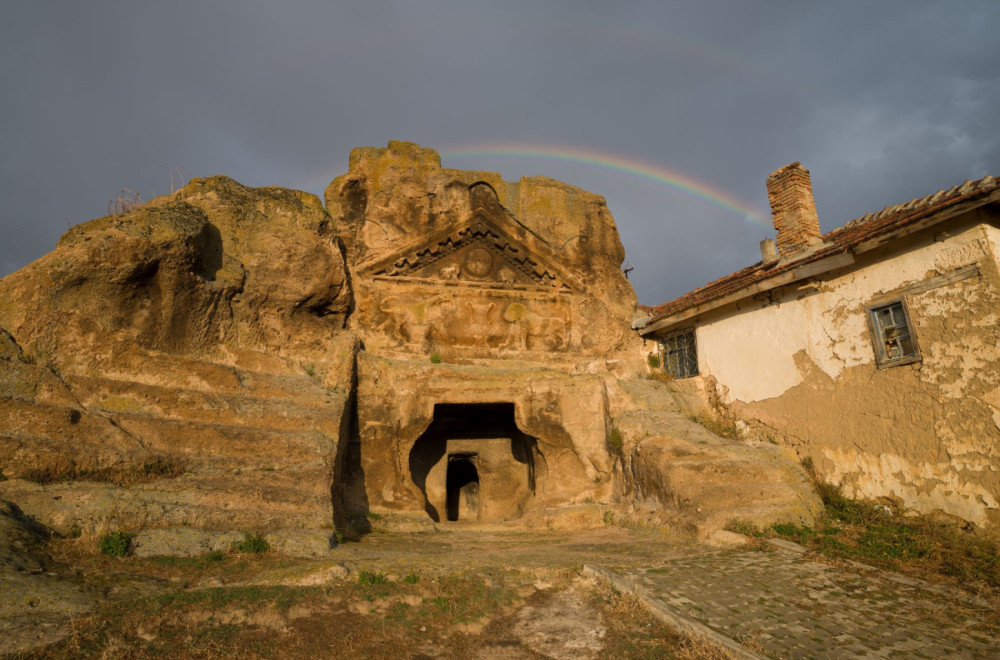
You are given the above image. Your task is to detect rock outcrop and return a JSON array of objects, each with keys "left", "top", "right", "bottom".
[
  {"left": 0, "top": 142, "right": 819, "bottom": 553},
  {"left": 326, "top": 141, "right": 640, "bottom": 368},
  {"left": 0, "top": 502, "right": 104, "bottom": 653},
  {"left": 0, "top": 177, "right": 355, "bottom": 542},
  {"left": 609, "top": 379, "right": 822, "bottom": 537}
]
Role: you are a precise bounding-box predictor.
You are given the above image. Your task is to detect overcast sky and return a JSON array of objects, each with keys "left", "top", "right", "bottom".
[{"left": 2, "top": 1, "right": 997, "bottom": 305}]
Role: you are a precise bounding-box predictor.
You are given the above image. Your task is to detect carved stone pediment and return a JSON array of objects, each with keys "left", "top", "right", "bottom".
[{"left": 363, "top": 219, "right": 576, "bottom": 292}]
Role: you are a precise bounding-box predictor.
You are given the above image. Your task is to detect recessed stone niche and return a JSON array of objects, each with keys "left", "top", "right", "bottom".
[{"left": 408, "top": 403, "right": 537, "bottom": 522}]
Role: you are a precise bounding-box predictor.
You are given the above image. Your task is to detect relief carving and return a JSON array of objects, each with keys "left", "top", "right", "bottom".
[
  {"left": 366, "top": 288, "right": 572, "bottom": 354},
  {"left": 462, "top": 246, "right": 495, "bottom": 280},
  {"left": 367, "top": 220, "right": 573, "bottom": 292}
]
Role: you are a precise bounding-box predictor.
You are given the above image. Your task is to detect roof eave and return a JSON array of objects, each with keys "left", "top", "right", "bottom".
[{"left": 639, "top": 189, "right": 1000, "bottom": 337}]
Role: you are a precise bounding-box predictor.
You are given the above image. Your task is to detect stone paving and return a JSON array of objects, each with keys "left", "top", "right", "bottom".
[{"left": 616, "top": 544, "right": 1000, "bottom": 659}]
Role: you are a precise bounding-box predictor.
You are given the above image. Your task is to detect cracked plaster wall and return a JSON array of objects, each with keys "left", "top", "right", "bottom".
[{"left": 690, "top": 212, "right": 1000, "bottom": 532}]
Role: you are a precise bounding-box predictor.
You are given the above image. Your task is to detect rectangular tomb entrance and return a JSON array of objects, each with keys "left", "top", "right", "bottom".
[
  {"left": 446, "top": 453, "right": 480, "bottom": 521},
  {"left": 408, "top": 403, "right": 537, "bottom": 522}
]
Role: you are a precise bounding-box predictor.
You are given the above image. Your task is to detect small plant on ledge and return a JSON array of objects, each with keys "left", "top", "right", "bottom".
[
  {"left": 99, "top": 530, "right": 133, "bottom": 557},
  {"left": 231, "top": 531, "right": 269, "bottom": 554}
]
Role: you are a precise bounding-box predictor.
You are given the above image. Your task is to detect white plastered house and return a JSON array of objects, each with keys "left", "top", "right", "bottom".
[{"left": 637, "top": 163, "right": 1000, "bottom": 534}]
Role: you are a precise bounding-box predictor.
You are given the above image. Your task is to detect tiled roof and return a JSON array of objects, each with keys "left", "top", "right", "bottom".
[{"left": 645, "top": 174, "right": 999, "bottom": 324}]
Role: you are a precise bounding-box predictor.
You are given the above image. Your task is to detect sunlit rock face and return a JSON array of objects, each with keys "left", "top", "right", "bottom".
[
  {"left": 0, "top": 142, "right": 819, "bottom": 548},
  {"left": 0, "top": 177, "right": 356, "bottom": 537},
  {"left": 325, "top": 141, "right": 649, "bottom": 524},
  {"left": 325, "top": 140, "right": 642, "bottom": 368}
]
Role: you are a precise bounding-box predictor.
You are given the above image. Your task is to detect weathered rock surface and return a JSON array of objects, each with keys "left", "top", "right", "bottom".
[
  {"left": 5, "top": 176, "right": 351, "bottom": 359},
  {"left": 0, "top": 142, "right": 818, "bottom": 558},
  {"left": 1, "top": 501, "right": 54, "bottom": 579},
  {"left": 129, "top": 527, "right": 335, "bottom": 558},
  {"left": 514, "top": 588, "right": 606, "bottom": 659},
  {"left": 0, "top": 177, "right": 355, "bottom": 542},
  {"left": 130, "top": 528, "right": 243, "bottom": 558},
  {"left": 609, "top": 378, "right": 822, "bottom": 537},
  {"left": 0, "top": 502, "right": 102, "bottom": 654},
  {"left": 326, "top": 141, "right": 641, "bottom": 368},
  {"left": 350, "top": 352, "right": 616, "bottom": 524}
]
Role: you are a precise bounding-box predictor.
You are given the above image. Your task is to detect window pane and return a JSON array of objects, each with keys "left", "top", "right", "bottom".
[
  {"left": 662, "top": 329, "right": 697, "bottom": 378},
  {"left": 871, "top": 301, "right": 916, "bottom": 363},
  {"left": 877, "top": 307, "right": 894, "bottom": 328}
]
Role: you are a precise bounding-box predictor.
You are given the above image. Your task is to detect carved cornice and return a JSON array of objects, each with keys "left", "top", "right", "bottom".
[{"left": 358, "top": 214, "right": 579, "bottom": 292}]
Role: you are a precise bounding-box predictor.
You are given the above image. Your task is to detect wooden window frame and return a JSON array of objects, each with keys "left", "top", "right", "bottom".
[{"left": 865, "top": 297, "right": 921, "bottom": 369}]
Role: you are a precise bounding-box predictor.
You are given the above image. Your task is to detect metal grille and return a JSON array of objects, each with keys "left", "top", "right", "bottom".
[
  {"left": 871, "top": 301, "right": 916, "bottom": 362},
  {"left": 662, "top": 328, "right": 698, "bottom": 378}
]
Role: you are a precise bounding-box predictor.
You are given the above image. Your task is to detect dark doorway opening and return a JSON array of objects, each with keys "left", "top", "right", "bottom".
[
  {"left": 446, "top": 453, "right": 480, "bottom": 521},
  {"left": 408, "top": 402, "right": 539, "bottom": 522}
]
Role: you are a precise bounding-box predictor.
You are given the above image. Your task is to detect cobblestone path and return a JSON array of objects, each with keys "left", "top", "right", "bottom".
[{"left": 617, "top": 545, "right": 999, "bottom": 659}]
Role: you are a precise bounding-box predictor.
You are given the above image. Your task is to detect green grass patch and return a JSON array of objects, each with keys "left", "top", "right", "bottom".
[
  {"left": 231, "top": 532, "right": 269, "bottom": 554},
  {"left": 788, "top": 470, "right": 1000, "bottom": 593},
  {"left": 385, "top": 601, "right": 411, "bottom": 623},
  {"left": 724, "top": 519, "right": 769, "bottom": 538},
  {"left": 358, "top": 570, "right": 388, "bottom": 586},
  {"left": 854, "top": 522, "right": 931, "bottom": 561},
  {"left": 98, "top": 531, "right": 132, "bottom": 557},
  {"left": 417, "top": 575, "right": 516, "bottom": 624},
  {"left": 148, "top": 550, "right": 227, "bottom": 569},
  {"left": 815, "top": 479, "right": 886, "bottom": 526},
  {"left": 771, "top": 522, "right": 817, "bottom": 546}
]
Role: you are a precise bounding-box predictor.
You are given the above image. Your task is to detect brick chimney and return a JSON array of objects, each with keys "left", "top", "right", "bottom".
[{"left": 766, "top": 162, "right": 821, "bottom": 255}]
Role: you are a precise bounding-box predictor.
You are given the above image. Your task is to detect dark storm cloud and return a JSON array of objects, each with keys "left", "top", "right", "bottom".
[{"left": 2, "top": 0, "right": 997, "bottom": 306}]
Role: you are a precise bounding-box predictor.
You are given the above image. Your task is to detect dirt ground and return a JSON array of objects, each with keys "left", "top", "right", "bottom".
[{"left": 6, "top": 523, "right": 741, "bottom": 659}]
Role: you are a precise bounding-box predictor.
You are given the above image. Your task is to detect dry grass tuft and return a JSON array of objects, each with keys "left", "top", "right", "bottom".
[
  {"left": 687, "top": 411, "right": 738, "bottom": 440},
  {"left": 608, "top": 590, "right": 649, "bottom": 619},
  {"left": 20, "top": 456, "right": 185, "bottom": 487},
  {"left": 673, "top": 634, "right": 743, "bottom": 660},
  {"left": 107, "top": 189, "right": 145, "bottom": 216}
]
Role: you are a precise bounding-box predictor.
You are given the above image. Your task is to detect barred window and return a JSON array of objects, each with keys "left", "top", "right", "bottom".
[
  {"left": 867, "top": 299, "right": 920, "bottom": 368},
  {"left": 662, "top": 328, "right": 698, "bottom": 378}
]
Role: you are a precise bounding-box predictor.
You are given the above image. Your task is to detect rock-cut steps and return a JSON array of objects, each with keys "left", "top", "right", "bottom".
[{"left": 0, "top": 348, "right": 354, "bottom": 535}]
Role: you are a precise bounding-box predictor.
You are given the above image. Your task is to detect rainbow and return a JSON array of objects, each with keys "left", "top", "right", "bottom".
[{"left": 440, "top": 144, "right": 770, "bottom": 229}]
